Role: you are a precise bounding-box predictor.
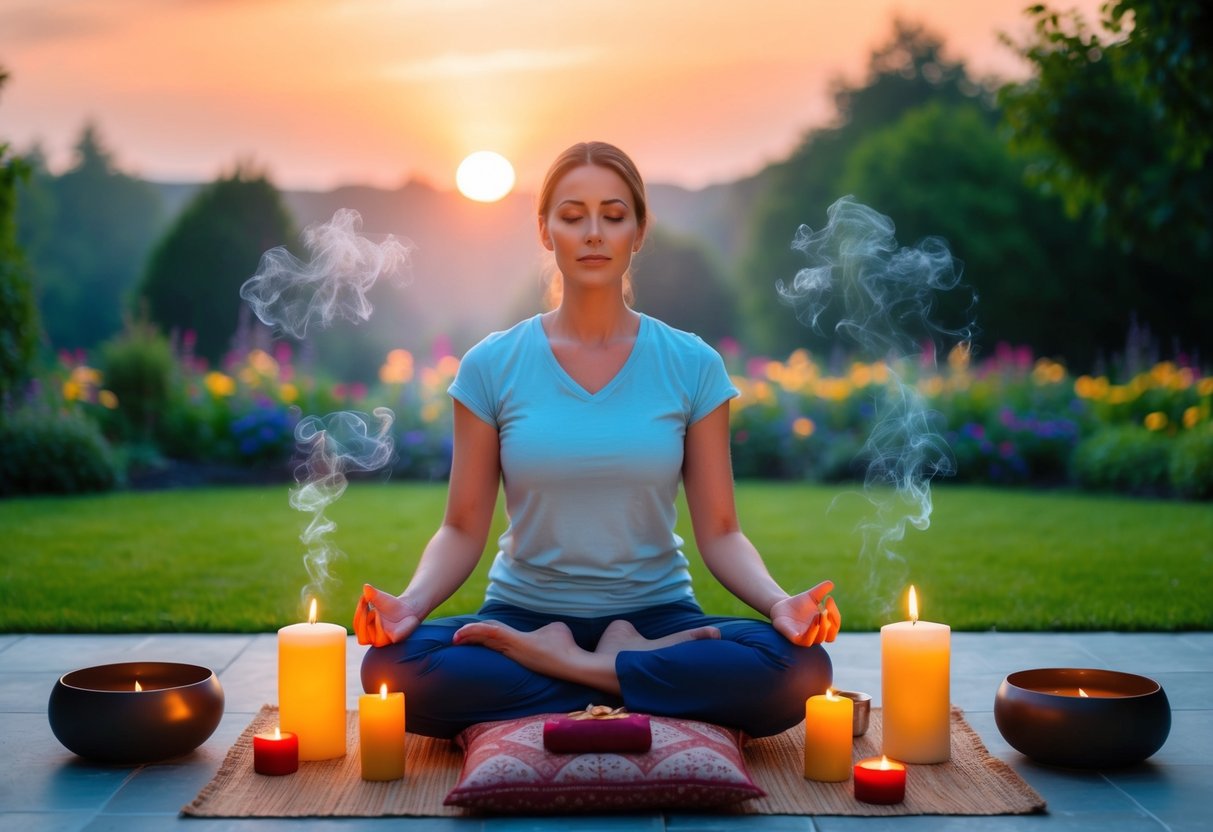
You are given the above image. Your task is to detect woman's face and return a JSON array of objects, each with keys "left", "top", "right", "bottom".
[{"left": 539, "top": 163, "right": 645, "bottom": 294}]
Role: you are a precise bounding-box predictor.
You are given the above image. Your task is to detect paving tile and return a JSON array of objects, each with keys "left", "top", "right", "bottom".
[
  {"left": 666, "top": 814, "right": 817, "bottom": 831},
  {"left": 0, "top": 671, "right": 59, "bottom": 713},
  {"left": 482, "top": 816, "right": 663, "bottom": 832},
  {"left": 815, "top": 813, "right": 1163, "bottom": 831},
  {"left": 1105, "top": 764, "right": 1213, "bottom": 832},
  {"left": 0, "top": 635, "right": 254, "bottom": 675},
  {"left": 0, "top": 812, "right": 93, "bottom": 832},
  {"left": 2, "top": 631, "right": 1209, "bottom": 832},
  {"left": 1069, "top": 633, "right": 1213, "bottom": 674},
  {"left": 0, "top": 714, "right": 134, "bottom": 812},
  {"left": 82, "top": 817, "right": 480, "bottom": 831}
]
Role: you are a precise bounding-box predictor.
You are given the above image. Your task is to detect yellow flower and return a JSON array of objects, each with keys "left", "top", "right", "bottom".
[
  {"left": 62, "top": 380, "right": 81, "bottom": 401},
  {"left": 947, "top": 342, "right": 971, "bottom": 372},
  {"left": 379, "top": 348, "right": 415, "bottom": 384},
  {"left": 205, "top": 371, "right": 236, "bottom": 398},
  {"left": 1198, "top": 378, "right": 1213, "bottom": 397},
  {"left": 97, "top": 390, "right": 119, "bottom": 409},
  {"left": 1074, "top": 375, "right": 1109, "bottom": 400},
  {"left": 420, "top": 401, "right": 443, "bottom": 424},
  {"left": 279, "top": 382, "right": 298, "bottom": 404},
  {"left": 849, "top": 363, "right": 873, "bottom": 388},
  {"left": 1182, "top": 406, "right": 1201, "bottom": 429},
  {"left": 918, "top": 376, "right": 945, "bottom": 398},
  {"left": 71, "top": 365, "right": 102, "bottom": 386},
  {"left": 792, "top": 417, "right": 815, "bottom": 438},
  {"left": 436, "top": 355, "right": 461, "bottom": 378},
  {"left": 247, "top": 349, "right": 278, "bottom": 376},
  {"left": 1032, "top": 359, "right": 1066, "bottom": 385},
  {"left": 1143, "top": 412, "right": 1168, "bottom": 431}
]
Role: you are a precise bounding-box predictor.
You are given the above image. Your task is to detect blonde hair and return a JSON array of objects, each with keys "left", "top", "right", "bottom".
[{"left": 538, "top": 141, "right": 648, "bottom": 309}]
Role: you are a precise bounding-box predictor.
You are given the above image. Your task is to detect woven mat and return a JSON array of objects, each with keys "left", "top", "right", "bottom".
[{"left": 183, "top": 705, "right": 1045, "bottom": 818}]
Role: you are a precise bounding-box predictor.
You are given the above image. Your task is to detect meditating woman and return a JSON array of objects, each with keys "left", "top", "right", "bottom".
[{"left": 355, "top": 140, "right": 839, "bottom": 739}]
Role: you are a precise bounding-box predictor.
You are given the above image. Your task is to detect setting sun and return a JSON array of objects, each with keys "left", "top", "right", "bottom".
[{"left": 455, "top": 151, "right": 516, "bottom": 203}]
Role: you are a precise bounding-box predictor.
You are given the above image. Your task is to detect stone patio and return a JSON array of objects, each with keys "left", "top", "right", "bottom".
[{"left": 1, "top": 631, "right": 1209, "bottom": 831}]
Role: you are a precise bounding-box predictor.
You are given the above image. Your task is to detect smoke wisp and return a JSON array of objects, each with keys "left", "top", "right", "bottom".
[
  {"left": 778, "top": 196, "right": 977, "bottom": 610},
  {"left": 240, "top": 208, "right": 414, "bottom": 340},
  {"left": 290, "top": 407, "right": 396, "bottom": 607}
]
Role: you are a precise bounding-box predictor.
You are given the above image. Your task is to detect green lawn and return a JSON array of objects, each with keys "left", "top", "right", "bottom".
[{"left": 1, "top": 483, "right": 1209, "bottom": 632}]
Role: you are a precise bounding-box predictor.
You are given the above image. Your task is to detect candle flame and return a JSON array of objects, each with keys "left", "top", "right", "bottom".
[
  {"left": 308, "top": 597, "right": 318, "bottom": 625},
  {"left": 380, "top": 683, "right": 388, "bottom": 700},
  {"left": 908, "top": 585, "right": 919, "bottom": 623},
  {"left": 274, "top": 726, "right": 281, "bottom": 740},
  {"left": 879, "top": 755, "right": 892, "bottom": 770},
  {"left": 134, "top": 680, "right": 143, "bottom": 692},
  {"left": 1078, "top": 687, "right": 1089, "bottom": 698},
  {"left": 825, "top": 688, "right": 837, "bottom": 700}
]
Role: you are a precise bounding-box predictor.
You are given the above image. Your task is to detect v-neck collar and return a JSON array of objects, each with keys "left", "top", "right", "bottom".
[{"left": 534, "top": 313, "right": 648, "bottom": 400}]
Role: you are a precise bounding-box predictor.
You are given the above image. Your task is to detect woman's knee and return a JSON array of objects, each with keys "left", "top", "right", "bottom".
[{"left": 739, "top": 642, "right": 834, "bottom": 737}]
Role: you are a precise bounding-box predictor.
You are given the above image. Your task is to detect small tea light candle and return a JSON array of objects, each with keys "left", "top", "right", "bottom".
[
  {"left": 253, "top": 726, "right": 299, "bottom": 776},
  {"left": 854, "top": 755, "right": 906, "bottom": 804},
  {"left": 359, "top": 683, "right": 406, "bottom": 781},
  {"left": 804, "top": 688, "right": 853, "bottom": 782}
]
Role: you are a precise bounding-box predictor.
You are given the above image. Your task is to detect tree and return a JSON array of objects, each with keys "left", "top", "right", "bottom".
[
  {"left": 138, "top": 166, "right": 295, "bottom": 364},
  {"left": 838, "top": 100, "right": 1140, "bottom": 367},
  {"left": 18, "top": 124, "right": 164, "bottom": 351},
  {"left": 1000, "top": 0, "right": 1213, "bottom": 357},
  {"left": 0, "top": 67, "right": 40, "bottom": 404},
  {"left": 633, "top": 226, "right": 736, "bottom": 346},
  {"left": 739, "top": 19, "right": 994, "bottom": 357}
]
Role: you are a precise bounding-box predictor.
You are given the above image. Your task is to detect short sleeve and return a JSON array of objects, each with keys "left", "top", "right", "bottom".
[
  {"left": 448, "top": 340, "right": 499, "bottom": 428},
  {"left": 688, "top": 341, "right": 739, "bottom": 425}
]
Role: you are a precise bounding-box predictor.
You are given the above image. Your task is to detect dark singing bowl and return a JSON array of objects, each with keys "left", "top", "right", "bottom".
[
  {"left": 994, "top": 668, "right": 1170, "bottom": 769},
  {"left": 49, "top": 662, "right": 224, "bottom": 764}
]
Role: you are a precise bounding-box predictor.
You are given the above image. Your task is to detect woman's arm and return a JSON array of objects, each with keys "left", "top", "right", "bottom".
[
  {"left": 355, "top": 400, "right": 501, "bottom": 647},
  {"left": 682, "top": 402, "right": 840, "bottom": 645}
]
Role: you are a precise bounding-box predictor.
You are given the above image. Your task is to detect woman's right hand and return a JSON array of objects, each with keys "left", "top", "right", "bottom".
[{"left": 354, "top": 584, "right": 423, "bottom": 647}]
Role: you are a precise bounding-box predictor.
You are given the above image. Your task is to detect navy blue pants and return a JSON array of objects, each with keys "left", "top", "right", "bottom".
[{"left": 361, "top": 600, "right": 832, "bottom": 739}]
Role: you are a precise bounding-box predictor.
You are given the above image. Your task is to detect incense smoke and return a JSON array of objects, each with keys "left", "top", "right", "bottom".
[
  {"left": 239, "top": 209, "right": 411, "bottom": 609},
  {"left": 240, "top": 208, "right": 414, "bottom": 339},
  {"left": 291, "top": 408, "right": 396, "bottom": 607},
  {"left": 777, "top": 196, "right": 976, "bottom": 609}
]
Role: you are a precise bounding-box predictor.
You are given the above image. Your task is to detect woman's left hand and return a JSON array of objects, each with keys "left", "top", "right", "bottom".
[{"left": 770, "top": 580, "right": 841, "bottom": 646}]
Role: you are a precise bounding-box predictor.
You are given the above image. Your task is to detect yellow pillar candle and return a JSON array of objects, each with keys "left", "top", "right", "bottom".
[
  {"left": 359, "top": 683, "right": 406, "bottom": 781},
  {"left": 881, "top": 585, "right": 951, "bottom": 763},
  {"left": 804, "top": 688, "right": 854, "bottom": 781},
  {"left": 278, "top": 598, "right": 347, "bottom": 761}
]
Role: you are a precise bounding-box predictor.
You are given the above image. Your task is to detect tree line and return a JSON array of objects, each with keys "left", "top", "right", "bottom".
[{"left": 2, "top": 1, "right": 1209, "bottom": 404}]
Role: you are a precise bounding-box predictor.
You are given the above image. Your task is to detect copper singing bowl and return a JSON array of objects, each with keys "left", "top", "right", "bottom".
[
  {"left": 49, "top": 662, "right": 224, "bottom": 763},
  {"left": 994, "top": 668, "right": 1170, "bottom": 768}
]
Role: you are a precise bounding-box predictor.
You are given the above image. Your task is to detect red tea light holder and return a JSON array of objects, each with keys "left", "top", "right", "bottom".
[
  {"left": 253, "top": 726, "right": 299, "bottom": 776},
  {"left": 854, "top": 755, "right": 906, "bottom": 804}
]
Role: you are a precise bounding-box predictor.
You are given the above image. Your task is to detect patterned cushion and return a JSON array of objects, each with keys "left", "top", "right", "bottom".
[{"left": 444, "top": 713, "right": 765, "bottom": 814}]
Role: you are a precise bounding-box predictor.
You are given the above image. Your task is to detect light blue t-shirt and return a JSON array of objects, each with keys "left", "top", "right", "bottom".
[{"left": 448, "top": 313, "right": 739, "bottom": 616}]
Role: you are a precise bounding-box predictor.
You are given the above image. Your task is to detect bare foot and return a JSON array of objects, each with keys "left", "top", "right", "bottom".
[
  {"left": 594, "top": 619, "right": 720, "bottom": 659},
  {"left": 453, "top": 621, "right": 622, "bottom": 695}
]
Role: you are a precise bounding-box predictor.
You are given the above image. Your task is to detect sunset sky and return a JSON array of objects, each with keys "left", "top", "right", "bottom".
[{"left": 1, "top": 0, "right": 1103, "bottom": 194}]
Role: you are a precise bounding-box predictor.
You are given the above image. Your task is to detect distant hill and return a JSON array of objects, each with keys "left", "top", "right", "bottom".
[{"left": 151, "top": 176, "right": 762, "bottom": 355}]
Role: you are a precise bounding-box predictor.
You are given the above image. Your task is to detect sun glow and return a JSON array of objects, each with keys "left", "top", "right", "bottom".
[{"left": 456, "top": 151, "right": 516, "bottom": 202}]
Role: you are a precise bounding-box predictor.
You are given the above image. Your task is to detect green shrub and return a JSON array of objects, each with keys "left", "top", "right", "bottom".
[
  {"left": 1169, "top": 426, "right": 1213, "bottom": 500},
  {"left": 1071, "top": 425, "right": 1172, "bottom": 495},
  {"left": 0, "top": 407, "right": 118, "bottom": 495},
  {"left": 99, "top": 322, "right": 175, "bottom": 441}
]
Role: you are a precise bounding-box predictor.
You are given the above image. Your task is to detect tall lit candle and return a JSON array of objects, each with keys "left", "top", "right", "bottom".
[
  {"left": 359, "top": 682, "right": 406, "bottom": 781},
  {"left": 278, "top": 598, "right": 347, "bottom": 761},
  {"left": 881, "top": 585, "right": 950, "bottom": 763},
  {"left": 804, "top": 688, "right": 853, "bottom": 782}
]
